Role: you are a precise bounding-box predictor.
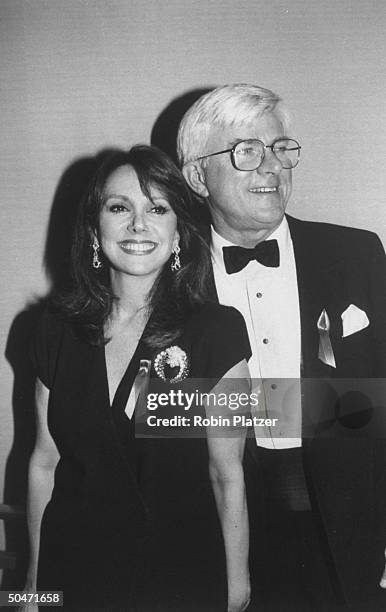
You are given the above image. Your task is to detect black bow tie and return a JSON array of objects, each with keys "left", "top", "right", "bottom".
[{"left": 223, "top": 239, "right": 280, "bottom": 274}]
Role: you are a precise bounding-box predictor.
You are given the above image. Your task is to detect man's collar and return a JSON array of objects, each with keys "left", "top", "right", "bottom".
[{"left": 211, "top": 217, "right": 291, "bottom": 271}]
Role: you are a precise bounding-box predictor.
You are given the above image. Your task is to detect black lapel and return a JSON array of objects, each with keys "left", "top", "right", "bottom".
[
  {"left": 286, "top": 215, "right": 344, "bottom": 378},
  {"left": 202, "top": 223, "right": 220, "bottom": 303},
  {"left": 207, "top": 265, "right": 219, "bottom": 303}
]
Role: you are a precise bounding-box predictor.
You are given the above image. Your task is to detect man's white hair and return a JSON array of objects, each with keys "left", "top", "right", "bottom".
[{"left": 177, "top": 83, "right": 291, "bottom": 166}]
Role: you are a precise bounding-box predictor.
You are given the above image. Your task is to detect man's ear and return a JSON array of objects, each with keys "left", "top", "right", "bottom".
[{"left": 182, "top": 162, "right": 209, "bottom": 198}]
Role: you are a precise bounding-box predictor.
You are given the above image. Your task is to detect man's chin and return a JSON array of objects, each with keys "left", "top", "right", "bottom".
[{"left": 250, "top": 210, "right": 285, "bottom": 231}]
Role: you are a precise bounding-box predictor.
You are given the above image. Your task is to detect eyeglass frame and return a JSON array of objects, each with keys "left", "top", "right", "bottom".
[{"left": 194, "top": 137, "right": 301, "bottom": 171}]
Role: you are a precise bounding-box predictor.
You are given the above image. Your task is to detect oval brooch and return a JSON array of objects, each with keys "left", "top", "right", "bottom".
[{"left": 154, "top": 345, "right": 189, "bottom": 383}]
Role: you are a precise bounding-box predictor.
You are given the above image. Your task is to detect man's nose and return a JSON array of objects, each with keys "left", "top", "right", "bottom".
[
  {"left": 129, "top": 212, "right": 147, "bottom": 232},
  {"left": 258, "top": 147, "right": 282, "bottom": 173}
]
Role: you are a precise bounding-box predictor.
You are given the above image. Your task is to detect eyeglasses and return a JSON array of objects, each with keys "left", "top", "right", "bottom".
[{"left": 195, "top": 138, "right": 301, "bottom": 171}]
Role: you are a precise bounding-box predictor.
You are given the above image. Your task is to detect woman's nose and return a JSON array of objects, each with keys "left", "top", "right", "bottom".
[{"left": 129, "top": 212, "right": 147, "bottom": 233}]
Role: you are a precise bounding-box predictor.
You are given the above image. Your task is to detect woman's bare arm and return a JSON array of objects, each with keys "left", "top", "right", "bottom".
[
  {"left": 25, "top": 378, "right": 59, "bottom": 590},
  {"left": 205, "top": 359, "right": 251, "bottom": 612}
]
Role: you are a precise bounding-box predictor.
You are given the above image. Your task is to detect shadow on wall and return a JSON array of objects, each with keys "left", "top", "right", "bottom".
[
  {"left": 2, "top": 149, "right": 115, "bottom": 590},
  {"left": 150, "top": 87, "right": 213, "bottom": 164},
  {"left": 151, "top": 86, "right": 213, "bottom": 228}
]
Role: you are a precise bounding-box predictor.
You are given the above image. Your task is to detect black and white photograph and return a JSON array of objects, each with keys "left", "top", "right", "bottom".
[{"left": 1, "top": 1, "right": 386, "bottom": 610}]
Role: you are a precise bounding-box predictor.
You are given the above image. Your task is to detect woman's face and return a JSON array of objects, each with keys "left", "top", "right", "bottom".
[{"left": 97, "top": 165, "right": 179, "bottom": 281}]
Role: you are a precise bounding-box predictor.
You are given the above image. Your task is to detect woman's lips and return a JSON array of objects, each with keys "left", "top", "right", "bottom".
[{"left": 118, "top": 240, "right": 157, "bottom": 255}]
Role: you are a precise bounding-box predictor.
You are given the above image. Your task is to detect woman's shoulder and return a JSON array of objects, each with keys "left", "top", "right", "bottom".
[
  {"left": 32, "top": 303, "right": 81, "bottom": 366},
  {"left": 30, "top": 304, "right": 71, "bottom": 388},
  {"left": 182, "top": 304, "right": 251, "bottom": 380},
  {"left": 35, "top": 304, "right": 70, "bottom": 339},
  {"left": 188, "top": 303, "right": 247, "bottom": 331},
  {"left": 185, "top": 303, "right": 250, "bottom": 357}
]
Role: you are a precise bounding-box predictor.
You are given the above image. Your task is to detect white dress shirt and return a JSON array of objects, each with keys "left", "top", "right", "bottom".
[{"left": 211, "top": 217, "right": 302, "bottom": 449}]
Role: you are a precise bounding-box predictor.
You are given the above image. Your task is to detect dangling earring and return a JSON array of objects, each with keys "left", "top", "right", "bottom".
[
  {"left": 92, "top": 237, "right": 103, "bottom": 269},
  {"left": 171, "top": 243, "right": 181, "bottom": 272}
]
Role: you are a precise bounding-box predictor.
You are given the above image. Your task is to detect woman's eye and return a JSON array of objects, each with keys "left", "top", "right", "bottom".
[
  {"left": 109, "top": 204, "right": 127, "bottom": 213},
  {"left": 150, "top": 205, "right": 168, "bottom": 215}
]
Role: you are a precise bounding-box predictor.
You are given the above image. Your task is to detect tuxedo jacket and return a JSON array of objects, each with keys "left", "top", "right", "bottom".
[{"left": 207, "top": 214, "right": 386, "bottom": 606}]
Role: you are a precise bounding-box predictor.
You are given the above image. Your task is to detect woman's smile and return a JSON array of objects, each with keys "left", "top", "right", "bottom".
[{"left": 118, "top": 239, "right": 158, "bottom": 255}]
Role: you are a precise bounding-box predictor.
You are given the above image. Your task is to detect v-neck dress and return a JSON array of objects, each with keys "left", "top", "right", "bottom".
[{"left": 31, "top": 303, "right": 251, "bottom": 611}]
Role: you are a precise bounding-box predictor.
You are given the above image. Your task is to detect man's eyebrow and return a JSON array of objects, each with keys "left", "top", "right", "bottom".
[
  {"left": 228, "top": 138, "right": 255, "bottom": 147},
  {"left": 229, "top": 138, "right": 244, "bottom": 146}
]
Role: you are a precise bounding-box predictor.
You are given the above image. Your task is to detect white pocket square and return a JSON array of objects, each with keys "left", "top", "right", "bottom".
[{"left": 341, "top": 304, "right": 369, "bottom": 338}]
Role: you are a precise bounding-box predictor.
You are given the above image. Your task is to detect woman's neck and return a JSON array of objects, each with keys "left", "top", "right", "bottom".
[{"left": 109, "top": 270, "right": 156, "bottom": 319}]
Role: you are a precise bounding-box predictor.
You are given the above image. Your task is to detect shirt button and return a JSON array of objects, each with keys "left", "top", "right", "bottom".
[
  {"left": 262, "top": 338, "right": 269, "bottom": 344},
  {"left": 256, "top": 292, "right": 263, "bottom": 298}
]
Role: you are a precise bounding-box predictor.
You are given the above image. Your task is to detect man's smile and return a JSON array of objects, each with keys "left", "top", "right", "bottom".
[{"left": 248, "top": 186, "right": 278, "bottom": 193}]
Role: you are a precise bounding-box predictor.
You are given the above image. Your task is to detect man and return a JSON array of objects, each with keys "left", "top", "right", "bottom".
[{"left": 177, "top": 84, "right": 386, "bottom": 610}]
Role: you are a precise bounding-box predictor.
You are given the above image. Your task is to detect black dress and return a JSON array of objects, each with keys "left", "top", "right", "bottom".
[{"left": 31, "top": 303, "right": 251, "bottom": 612}]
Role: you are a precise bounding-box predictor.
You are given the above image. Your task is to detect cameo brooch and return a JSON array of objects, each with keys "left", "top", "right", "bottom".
[{"left": 154, "top": 346, "right": 189, "bottom": 383}]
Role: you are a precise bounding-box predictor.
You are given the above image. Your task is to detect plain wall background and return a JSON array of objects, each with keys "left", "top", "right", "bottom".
[{"left": 1, "top": 0, "right": 386, "bottom": 580}]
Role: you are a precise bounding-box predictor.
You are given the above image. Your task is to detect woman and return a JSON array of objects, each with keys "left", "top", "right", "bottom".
[{"left": 24, "top": 145, "right": 251, "bottom": 611}]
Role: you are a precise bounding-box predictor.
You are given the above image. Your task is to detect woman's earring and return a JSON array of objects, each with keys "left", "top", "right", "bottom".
[
  {"left": 92, "top": 237, "right": 103, "bottom": 269},
  {"left": 171, "top": 243, "right": 181, "bottom": 272}
]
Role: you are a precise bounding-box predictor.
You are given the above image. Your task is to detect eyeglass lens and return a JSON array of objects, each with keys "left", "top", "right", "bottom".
[{"left": 233, "top": 139, "right": 300, "bottom": 171}]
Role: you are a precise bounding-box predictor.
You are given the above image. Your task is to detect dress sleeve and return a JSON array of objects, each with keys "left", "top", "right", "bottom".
[
  {"left": 30, "top": 309, "right": 64, "bottom": 389},
  {"left": 189, "top": 305, "right": 251, "bottom": 383}
]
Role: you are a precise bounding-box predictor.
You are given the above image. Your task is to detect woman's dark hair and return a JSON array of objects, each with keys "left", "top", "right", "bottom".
[{"left": 54, "top": 144, "right": 213, "bottom": 348}]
